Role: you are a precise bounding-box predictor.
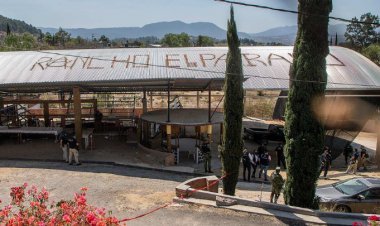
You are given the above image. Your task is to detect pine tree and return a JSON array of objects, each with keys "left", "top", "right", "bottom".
[
  {"left": 335, "top": 32, "right": 338, "bottom": 46},
  {"left": 220, "top": 6, "right": 244, "bottom": 196},
  {"left": 284, "top": 0, "right": 332, "bottom": 208},
  {"left": 6, "top": 23, "right": 10, "bottom": 36},
  {"left": 329, "top": 36, "right": 332, "bottom": 45}
]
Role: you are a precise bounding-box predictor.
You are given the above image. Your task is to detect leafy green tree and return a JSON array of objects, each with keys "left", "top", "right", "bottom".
[
  {"left": 284, "top": 0, "right": 332, "bottom": 209},
  {"left": 345, "top": 13, "right": 380, "bottom": 48},
  {"left": 220, "top": 6, "right": 244, "bottom": 196},
  {"left": 240, "top": 38, "right": 257, "bottom": 46},
  {"left": 196, "top": 35, "right": 214, "bottom": 47},
  {"left": 161, "top": 33, "right": 191, "bottom": 47},
  {"left": 44, "top": 32, "right": 54, "bottom": 45},
  {"left": 54, "top": 27, "right": 71, "bottom": 47},
  {"left": 99, "top": 35, "right": 110, "bottom": 47},
  {"left": 363, "top": 44, "right": 380, "bottom": 66},
  {"left": 3, "top": 32, "right": 37, "bottom": 50}
]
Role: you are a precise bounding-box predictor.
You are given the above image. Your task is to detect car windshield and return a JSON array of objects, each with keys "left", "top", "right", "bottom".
[{"left": 333, "top": 179, "right": 369, "bottom": 196}]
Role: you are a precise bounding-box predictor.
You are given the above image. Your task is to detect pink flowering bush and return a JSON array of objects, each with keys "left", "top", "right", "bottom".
[
  {"left": 368, "top": 215, "right": 380, "bottom": 226},
  {"left": 0, "top": 183, "right": 122, "bottom": 225}
]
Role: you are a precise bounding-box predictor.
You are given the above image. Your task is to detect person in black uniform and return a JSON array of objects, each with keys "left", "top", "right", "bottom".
[
  {"left": 343, "top": 143, "right": 353, "bottom": 165},
  {"left": 201, "top": 142, "right": 212, "bottom": 173},
  {"left": 68, "top": 134, "right": 81, "bottom": 166},
  {"left": 319, "top": 147, "right": 332, "bottom": 178},
  {"left": 275, "top": 143, "right": 286, "bottom": 169},
  {"left": 258, "top": 150, "right": 271, "bottom": 181},
  {"left": 242, "top": 149, "right": 251, "bottom": 181}
]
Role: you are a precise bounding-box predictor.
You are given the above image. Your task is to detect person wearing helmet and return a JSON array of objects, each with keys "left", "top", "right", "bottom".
[{"left": 270, "top": 167, "right": 285, "bottom": 203}]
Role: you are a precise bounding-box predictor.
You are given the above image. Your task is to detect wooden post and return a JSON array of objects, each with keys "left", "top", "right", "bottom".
[
  {"left": 0, "top": 97, "right": 3, "bottom": 125},
  {"left": 243, "top": 90, "right": 247, "bottom": 116},
  {"left": 220, "top": 122, "right": 223, "bottom": 145},
  {"left": 59, "top": 92, "right": 65, "bottom": 108},
  {"left": 208, "top": 84, "right": 211, "bottom": 123},
  {"left": 43, "top": 102, "right": 50, "bottom": 127},
  {"left": 150, "top": 92, "right": 153, "bottom": 110},
  {"left": 196, "top": 91, "right": 200, "bottom": 108},
  {"left": 142, "top": 90, "right": 147, "bottom": 113},
  {"left": 376, "top": 114, "right": 380, "bottom": 168},
  {"left": 166, "top": 124, "right": 172, "bottom": 153},
  {"left": 167, "top": 82, "right": 171, "bottom": 122},
  {"left": 73, "top": 87, "right": 82, "bottom": 144}
]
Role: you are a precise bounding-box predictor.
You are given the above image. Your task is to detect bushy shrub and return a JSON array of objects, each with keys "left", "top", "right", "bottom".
[{"left": 0, "top": 183, "right": 121, "bottom": 225}]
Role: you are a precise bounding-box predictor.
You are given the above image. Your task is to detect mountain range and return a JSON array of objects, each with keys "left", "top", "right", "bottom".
[{"left": 39, "top": 21, "right": 348, "bottom": 45}]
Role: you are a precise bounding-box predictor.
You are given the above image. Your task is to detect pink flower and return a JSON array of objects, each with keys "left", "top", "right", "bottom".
[
  {"left": 63, "top": 214, "right": 71, "bottom": 223},
  {"left": 1, "top": 184, "right": 121, "bottom": 226},
  {"left": 368, "top": 215, "right": 380, "bottom": 221},
  {"left": 75, "top": 194, "right": 87, "bottom": 206},
  {"left": 28, "top": 216, "right": 36, "bottom": 224},
  {"left": 86, "top": 212, "right": 97, "bottom": 225},
  {"left": 80, "top": 187, "right": 88, "bottom": 192}
]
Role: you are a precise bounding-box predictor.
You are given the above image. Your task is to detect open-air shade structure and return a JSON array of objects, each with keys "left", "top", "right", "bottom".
[{"left": 0, "top": 46, "right": 379, "bottom": 154}]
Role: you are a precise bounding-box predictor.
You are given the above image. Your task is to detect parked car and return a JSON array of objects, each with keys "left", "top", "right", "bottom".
[
  {"left": 243, "top": 124, "right": 285, "bottom": 144},
  {"left": 316, "top": 177, "right": 380, "bottom": 213}
]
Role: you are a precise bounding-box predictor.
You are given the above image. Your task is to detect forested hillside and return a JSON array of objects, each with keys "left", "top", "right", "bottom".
[{"left": 0, "top": 15, "right": 41, "bottom": 35}]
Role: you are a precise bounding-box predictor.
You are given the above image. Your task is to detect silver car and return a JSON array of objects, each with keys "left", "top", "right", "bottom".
[{"left": 316, "top": 177, "right": 380, "bottom": 213}]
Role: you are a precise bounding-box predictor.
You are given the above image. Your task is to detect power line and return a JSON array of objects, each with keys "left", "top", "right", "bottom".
[
  {"left": 35, "top": 50, "right": 379, "bottom": 88},
  {"left": 215, "top": 0, "right": 380, "bottom": 26}
]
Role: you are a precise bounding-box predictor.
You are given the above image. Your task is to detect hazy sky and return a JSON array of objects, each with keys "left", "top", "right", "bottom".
[{"left": 0, "top": 0, "right": 379, "bottom": 33}]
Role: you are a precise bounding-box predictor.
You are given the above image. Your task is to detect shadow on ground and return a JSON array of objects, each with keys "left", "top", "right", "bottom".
[{"left": 0, "top": 160, "right": 194, "bottom": 183}]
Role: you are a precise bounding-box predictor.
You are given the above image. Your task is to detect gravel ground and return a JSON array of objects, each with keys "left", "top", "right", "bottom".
[{"left": 0, "top": 160, "right": 301, "bottom": 226}]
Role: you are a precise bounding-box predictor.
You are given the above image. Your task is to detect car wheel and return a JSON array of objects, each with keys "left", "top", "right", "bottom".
[{"left": 334, "top": 205, "right": 351, "bottom": 213}]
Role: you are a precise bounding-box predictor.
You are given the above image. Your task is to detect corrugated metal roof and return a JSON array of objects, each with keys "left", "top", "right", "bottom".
[{"left": 0, "top": 46, "right": 378, "bottom": 92}]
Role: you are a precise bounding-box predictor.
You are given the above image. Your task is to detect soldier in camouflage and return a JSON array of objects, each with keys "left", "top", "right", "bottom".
[{"left": 270, "top": 167, "right": 285, "bottom": 203}]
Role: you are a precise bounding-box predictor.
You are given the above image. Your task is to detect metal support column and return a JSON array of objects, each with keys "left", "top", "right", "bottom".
[
  {"left": 73, "top": 86, "right": 82, "bottom": 144},
  {"left": 167, "top": 82, "right": 171, "bottom": 122}
]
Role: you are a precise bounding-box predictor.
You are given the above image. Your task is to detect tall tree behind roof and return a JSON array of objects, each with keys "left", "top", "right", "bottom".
[
  {"left": 220, "top": 5, "right": 244, "bottom": 196},
  {"left": 284, "top": 0, "right": 332, "bottom": 209}
]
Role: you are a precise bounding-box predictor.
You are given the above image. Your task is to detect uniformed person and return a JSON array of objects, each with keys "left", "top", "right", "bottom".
[
  {"left": 68, "top": 134, "right": 81, "bottom": 166},
  {"left": 59, "top": 130, "right": 69, "bottom": 162},
  {"left": 343, "top": 143, "right": 353, "bottom": 165},
  {"left": 201, "top": 142, "right": 212, "bottom": 173},
  {"left": 242, "top": 149, "right": 251, "bottom": 181},
  {"left": 270, "top": 167, "right": 285, "bottom": 204}
]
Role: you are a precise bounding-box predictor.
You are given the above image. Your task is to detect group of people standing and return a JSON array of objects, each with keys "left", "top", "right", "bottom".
[
  {"left": 345, "top": 144, "right": 369, "bottom": 174},
  {"left": 58, "top": 131, "right": 81, "bottom": 165},
  {"left": 241, "top": 141, "right": 371, "bottom": 204},
  {"left": 242, "top": 143, "right": 286, "bottom": 182},
  {"left": 242, "top": 143, "right": 286, "bottom": 204}
]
